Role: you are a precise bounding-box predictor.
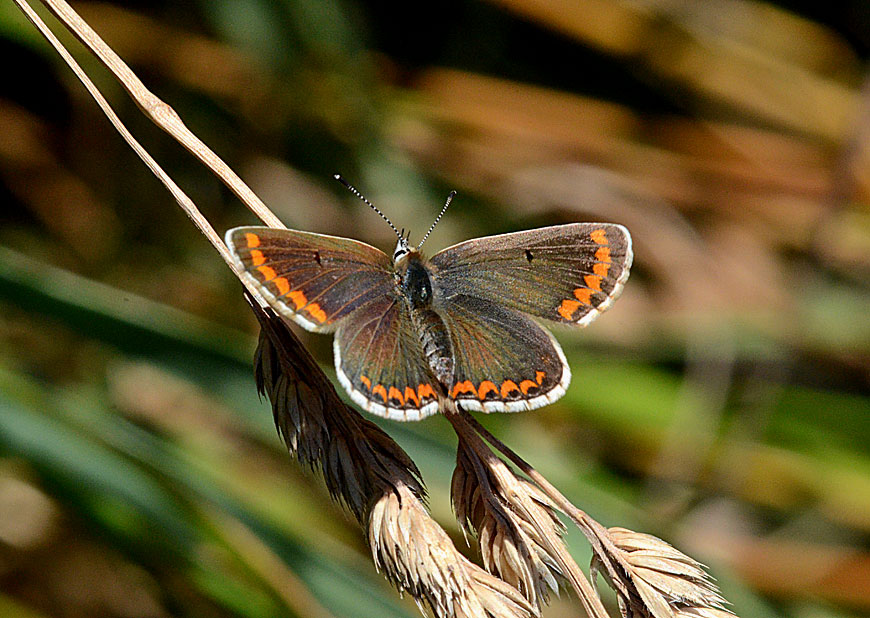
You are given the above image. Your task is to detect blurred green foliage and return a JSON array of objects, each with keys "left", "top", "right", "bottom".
[{"left": 0, "top": 1, "right": 868, "bottom": 617}]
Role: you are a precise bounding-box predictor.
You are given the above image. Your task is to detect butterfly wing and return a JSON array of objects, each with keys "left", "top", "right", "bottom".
[
  {"left": 432, "top": 294, "right": 569, "bottom": 412},
  {"left": 334, "top": 295, "right": 440, "bottom": 421},
  {"left": 226, "top": 227, "right": 394, "bottom": 332},
  {"left": 429, "top": 223, "right": 632, "bottom": 327}
]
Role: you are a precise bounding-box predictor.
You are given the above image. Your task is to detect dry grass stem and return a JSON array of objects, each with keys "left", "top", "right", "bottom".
[
  {"left": 11, "top": 0, "right": 238, "bottom": 269},
  {"left": 35, "top": 0, "right": 285, "bottom": 230},
  {"left": 251, "top": 298, "right": 423, "bottom": 520},
  {"left": 14, "top": 0, "right": 287, "bottom": 305},
  {"left": 461, "top": 410, "right": 637, "bottom": 585}
]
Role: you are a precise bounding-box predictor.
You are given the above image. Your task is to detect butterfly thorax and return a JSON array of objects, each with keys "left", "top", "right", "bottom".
[
  {"left": 398, "top": 252, "right": 455, "bottom": 388},
  {"left": 400, "top": 253, "right": 433, "bottom": 308}
]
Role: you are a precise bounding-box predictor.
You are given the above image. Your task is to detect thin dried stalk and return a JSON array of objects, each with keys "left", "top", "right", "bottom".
[
  {"left": 252, "top": 300, "right": 536, "bottom": 617},
  {"left": 35, "top": 0, "right": 285, "bottom": 230},
  {"left": 11, "top": 0, "right": 237, "bottom": 268}
]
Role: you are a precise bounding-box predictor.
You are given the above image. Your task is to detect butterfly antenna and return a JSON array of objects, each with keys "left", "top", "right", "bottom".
[
  {"left": 334, "top": 174, "right": 403, "bottom": 242},
  {"left": 417, "top": 190, "right": 456, "bottom": 250}
]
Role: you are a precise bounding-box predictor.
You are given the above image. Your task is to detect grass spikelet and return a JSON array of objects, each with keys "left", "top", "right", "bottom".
[
  {"left": 452, "top": 435, "right": 565, "bottom": 609},
  {"left": 593, "top": 527, "right": 736, "bottom": 618}
]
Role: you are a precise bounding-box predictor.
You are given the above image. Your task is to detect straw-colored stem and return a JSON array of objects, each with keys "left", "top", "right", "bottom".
[
  {"left": 35, "top": 0, "right": 286, "bottom": 230},
  {"left": 11, "top": 0, "right": 238, "bottom": 264}
]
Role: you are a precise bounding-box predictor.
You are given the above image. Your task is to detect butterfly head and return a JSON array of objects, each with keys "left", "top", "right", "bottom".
[{"left": 393, "top": 229, "right": 412, "bottom": 263}]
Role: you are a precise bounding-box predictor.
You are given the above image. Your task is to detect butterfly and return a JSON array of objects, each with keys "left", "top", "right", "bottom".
[{"left": 227, "top": 176, "right": 632, "bottom": 421}]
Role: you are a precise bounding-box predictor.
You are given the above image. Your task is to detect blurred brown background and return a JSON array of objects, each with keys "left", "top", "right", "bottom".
[{"left": 0, "top": 1, "right": 868, "bottom": 617}]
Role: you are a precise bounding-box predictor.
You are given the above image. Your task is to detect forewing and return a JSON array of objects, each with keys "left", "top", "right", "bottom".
[
  {"left": 226, "top": 226, "right": 394, "bottom": 332},
  {"left": 334, "top": 296, "right": 440, "bottom": 421},
  {"left": 430, "top": 223, "right": 632, "bottom": 327},
  {"left": 436, "top": 294, "right": 570, "bottom": 413}
]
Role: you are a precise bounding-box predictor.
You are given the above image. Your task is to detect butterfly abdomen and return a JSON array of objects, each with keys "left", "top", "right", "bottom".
[
  {"left": 401, "top": 255, "right": 454, "bottom": 387},
  {"left": 416, "top": 309, "right": 454, "bottom": 386}
]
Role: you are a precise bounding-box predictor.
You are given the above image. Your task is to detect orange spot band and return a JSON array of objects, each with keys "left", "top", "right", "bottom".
[
  {"left": 274, "top": 277, "right": 290, "bottom": 296},
  {"left": 519, "top": 379, "right": 537, "bottom": 395},
  {"left": 418, "top": 384, "right": 436, "bottom": 401},
  {"left": 451, "top": 380, "right": 476, "bottom": 398},
  {"left": 590, "top": 229, "right": 608, "bottom": 245},
  {"left": 372, "top": 384, "right": 387, "bottom": 403},
  {"left": 257, "top": 265, "right": 277, "bottom": 281},
  {"left": 501, "top": 380, "right": 520, "bottom": 398},
  {"left": 574, "top": 288, "right": 593, "bottom": 305},
  {"left": 288, "top": 290, "right": 307, "bottom": 309},
  {"left": 307, "top": 302, "right": 327, "bottom": 323},
  {"left": 250, "top": 249, "right": 266, "bottom": 266},
  {"left": 245, "top": 233, "right": 260, "bottom": 248},
  {"left": 559, "top": 299, "right": 581, "bottom": 320},
  {"left": 388, "top": 386, "right": 404, "bottom": 406},
  {"left": 584, "top": 274, "right": 602, "bottom": 291},
  {"left": 477, "top": 380, "right": 498, "bottom": 400}
]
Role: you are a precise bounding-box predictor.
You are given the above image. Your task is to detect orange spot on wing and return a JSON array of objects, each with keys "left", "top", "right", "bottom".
[
  {"left": 404, "top": 387, "right": 420, "bottom": 407},
  {"left": 307, "top": 302, "right": 327, "bottom": 323},
  {"left": 574, "top": 288, "right": 593, "bottom": 305},
  {"left": 274, "top": 277, "right": 290, "bottom": 296},
  {"left": 388, "top": 386, "right": 404, "bottom": 406},
  {"left": 250, "top": 249, "right": 266, "bottom": 266},
  {"left": 417, "top": 384, "right": 436, "bottom": 401},
  {"left": 519, "top": 379, "right": 538, "bottom": 395},
  {"left": 245, "top": 233, "right": 260, "bottom": 248},
  {"left": 451, "top": 380, "right": 476, "bottom": 398},
  {"left": 257, "top": 265, "right": 277, "bottom": 281},
  {"left": 590, "top": 229, "right": 608, "bottom": 245},
  {"left": 360, "top": 375, "right": 371, "bottom": 390},
  {"left": 558, "top": 299, "right": 581, "bottom": 320},
  {"left": 288, "top": 290, "right": 307, "bottom": 309},
  {"left": 584, "top": 274, "right": 602, "bottom": 291},
  {"left": 477, "top": 381, "right": 498, "bottom": 400},
  {"left": 593, "top": 263, "right": 610, "bottom": 277},
  {"left": 500, "top": 380, "right": 520, "bottom": 398},
  {"left": 535, "top": 371, "right": 545, "bottom": 385},
  {"left": 372, "top": 384, "right": 387, "bottom": 403},
  {"left": 595, "top": 246, "right": 611, "bottom": 263}
]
